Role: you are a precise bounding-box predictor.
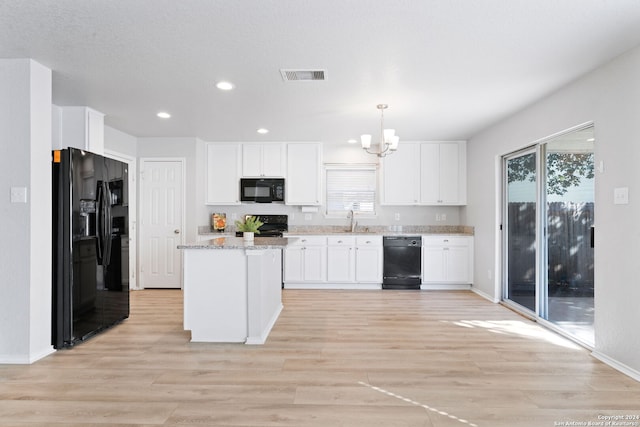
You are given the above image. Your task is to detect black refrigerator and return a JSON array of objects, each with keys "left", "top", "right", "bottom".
[{"left": 52, "top": 148, "right": 129, "bottom": 349}]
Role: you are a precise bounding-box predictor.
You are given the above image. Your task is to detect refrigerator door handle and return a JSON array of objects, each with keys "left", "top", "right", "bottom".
[
  {"left": 104, "top": 183, "right": 113, "bottom": 267},
  {"left": 96, "top": 182, "right": 104, "bottom": 263}
]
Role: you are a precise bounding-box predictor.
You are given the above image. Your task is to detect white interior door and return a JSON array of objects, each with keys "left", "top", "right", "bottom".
[{"left": 140, "top": 159, "right": 184, "bottom": 289}]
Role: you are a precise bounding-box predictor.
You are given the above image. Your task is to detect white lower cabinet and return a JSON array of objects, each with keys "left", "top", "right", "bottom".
[
  {"left": 327, "top": 236, "right": 356, "bottom": 283},
  {"left": 284, "top": 235, "right": 382, "bottom": 289},
  {"left": 421, "top": 235, "right": 473, "bottom": 289},
  {"left": 284, "top": 236, "right": 327, "bottom": 284},
  {"left": 354, "top": 236, "right": 383, "bottom": 283},
  {"left": 284, "top": 234, "right": 472, "bottom": 289}
]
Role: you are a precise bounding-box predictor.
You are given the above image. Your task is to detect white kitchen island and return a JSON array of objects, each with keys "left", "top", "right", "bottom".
[{"left": 178, "top": 236, "right": 289, "bottom": 344}]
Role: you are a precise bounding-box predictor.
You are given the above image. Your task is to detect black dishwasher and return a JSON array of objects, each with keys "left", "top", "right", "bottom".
[{"left": 383, "top": 236, "right": 422, "bottom": 289}]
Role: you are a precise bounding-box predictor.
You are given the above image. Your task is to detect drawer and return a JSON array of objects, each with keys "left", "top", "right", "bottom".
[
  {"left": 327, "top": 236, "right": 356, "bottom": 246},
  {"left": 422, "top": 235, "right": 471, "bottom": 247},
  {"left": 287, "top": 236, "right": 326, "bottom": 247},
  {"left": 356, "top": 235, "right": 382, "bottom": 246}
]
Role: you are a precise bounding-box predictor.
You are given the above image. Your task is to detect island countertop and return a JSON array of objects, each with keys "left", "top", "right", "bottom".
[
  {"left": 180, "top": 237, "right": 285, "bottom": 344},
  {"left": 179, "top": 236, "right": 290, "bottom": 250}
]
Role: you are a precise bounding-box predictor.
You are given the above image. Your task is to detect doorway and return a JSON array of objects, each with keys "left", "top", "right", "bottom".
[
  {"left": 502, "top": 125, "right": 595, "bottom": 346},
  {"left": 139, "top": 158, "right": 185, "bottom": 289}
]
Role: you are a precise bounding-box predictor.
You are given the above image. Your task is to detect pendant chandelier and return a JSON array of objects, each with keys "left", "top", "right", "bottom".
[{"left": 361, "top": 104, "right": 399, "bottom": 158}]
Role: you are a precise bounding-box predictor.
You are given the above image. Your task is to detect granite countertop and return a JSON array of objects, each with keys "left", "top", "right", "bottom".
[{"left": 179, "top": 236, "right": 291, "bottom": 250}]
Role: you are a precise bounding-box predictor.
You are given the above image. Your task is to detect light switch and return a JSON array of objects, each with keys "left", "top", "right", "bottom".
[
  {"left": 614, "top": 187, "right": 629, "bottom": 205},
  {"left": 10, "top": 187, "right": 27, "bottom": 203}
]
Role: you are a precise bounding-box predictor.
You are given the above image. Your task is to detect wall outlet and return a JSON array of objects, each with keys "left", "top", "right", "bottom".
[
  {"left": 394, "top": 213, "right": 400, "bottom": 221},
  {"left": 231, "top": 213, "right": 237, "bottom": 220},
  {"left": 441, "top": 213, "right": 446, "bottom": 221},
  {"left": 614, "top": 187, "right": 629, "bottom": 205},
  {"left": 487, "top": 269, "right": 492, "bottom": 280},
  {"left": 304, "top": 213, "right": 312, "bottom": 221},
  {"left": 10, "top": 187, "right": 27, "bottom": 203}
]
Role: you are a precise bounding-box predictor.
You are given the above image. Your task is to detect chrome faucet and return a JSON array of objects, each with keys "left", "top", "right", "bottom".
[{"left": 349, "top": 209, "right": 357, "bottom": 232}]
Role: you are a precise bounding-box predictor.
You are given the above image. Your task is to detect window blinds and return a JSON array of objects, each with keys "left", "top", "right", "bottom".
[{"left": 325, "top": 166, "right": 376, "bottom": 215}]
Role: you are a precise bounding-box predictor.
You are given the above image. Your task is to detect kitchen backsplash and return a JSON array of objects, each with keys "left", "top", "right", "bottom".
[{"left": 198, "top": 224, "right": 473, "bottom": 235}]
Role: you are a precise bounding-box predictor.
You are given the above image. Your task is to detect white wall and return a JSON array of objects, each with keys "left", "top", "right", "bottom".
[
  {"left": 105, "top": 125, "right": 137, "bottom": 158},
  {"left": 0, "top": 59, "right": 54, "bottom": 363},
  {"left": 464, "top": 45, "right": 640, "bottom": 376}
]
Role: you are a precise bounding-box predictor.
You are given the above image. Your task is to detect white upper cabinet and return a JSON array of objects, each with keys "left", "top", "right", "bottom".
[
  {"left": 382, "top": 141, "right": 466, "bottom": 206},
  {"left": 242, "top": 143, "right": 285, "bottom": 177},
  {"left": 420, "top": 141, "right": 467, "bottom": 205},
  {"left": 206, "top": 143, "right": 241, "bottom": 205},
  {"left": 54, "top": 106, "right": 105, "bottom": 154},
  {"left": 286, "top": 143, "right": 322, "bottom": 205},
  {"left": 381, "top": 143, "right": 420, "bottom": 205}
]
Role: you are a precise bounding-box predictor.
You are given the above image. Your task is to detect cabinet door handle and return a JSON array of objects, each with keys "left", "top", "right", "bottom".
[{"left": 174, "top": 229, "right": 180, "bottom": 234}]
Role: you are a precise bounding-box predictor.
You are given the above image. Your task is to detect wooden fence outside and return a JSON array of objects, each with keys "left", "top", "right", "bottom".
[{"left": 508, "top": 202, "right": 594, "bottom": 297}]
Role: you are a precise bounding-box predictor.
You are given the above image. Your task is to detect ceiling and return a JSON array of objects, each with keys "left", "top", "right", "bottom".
[{"left": 2, "top": 1, "right": 640, "bottom": 144}]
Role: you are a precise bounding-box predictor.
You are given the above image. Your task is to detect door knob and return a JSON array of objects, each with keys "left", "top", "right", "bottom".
[{"left": 174, "top": 229, "right": 180, "bottom": 234}]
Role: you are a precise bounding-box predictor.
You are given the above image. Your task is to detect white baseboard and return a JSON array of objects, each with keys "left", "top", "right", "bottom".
[
  {"left": 246, "top": 303, "right": 283, "bottom": 345},
  {"left": 471, "top": 286, "right": 499, "bottom": 303},
  {"left": 284, "top": 283, "right": 381, "bottom": 290},
  {"left": 591, "top": 351, "right": 640, "bottom": 382},
  {"left": 0, "top": 346, "right": 56, "bottom": 364},
  {"left": 420, "top": 284, "right": 471, "bottom": 290}
]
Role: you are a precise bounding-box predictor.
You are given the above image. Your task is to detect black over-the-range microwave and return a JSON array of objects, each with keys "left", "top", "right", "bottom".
[{"left": 240, "top": 178, "right": 285, "bottom": 203}]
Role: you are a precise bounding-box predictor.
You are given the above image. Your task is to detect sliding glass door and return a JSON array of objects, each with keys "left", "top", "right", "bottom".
[
  {"left": 504, "top": 149, "right": 538, "bottom": 313},
  {"left": 542, "top": 128, "right": 595, "bottom": 345},
  {"left": 503, "top": 125, "right": 595, "bottom": 346}
]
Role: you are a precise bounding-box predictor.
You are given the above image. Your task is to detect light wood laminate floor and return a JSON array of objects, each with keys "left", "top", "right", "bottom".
[{"left": 1, "top": 289, "right": 639, "bottom": 427}]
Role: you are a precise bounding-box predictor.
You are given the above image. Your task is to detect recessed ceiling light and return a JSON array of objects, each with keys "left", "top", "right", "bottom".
[
  {"left": 347, "top": 139, "right": 357, "bottom": 144},
  {"left": 157, "top": 112, "right": 171, "bottom": 119},
  {"left": 587, "top": 138, "right": 595, "bottom": 142},
  {"left": 257, "top": 128, "right": 269, "bottom": 134},
  {"left": 216, "top": 81, "right": 235, "bottom": 91}
]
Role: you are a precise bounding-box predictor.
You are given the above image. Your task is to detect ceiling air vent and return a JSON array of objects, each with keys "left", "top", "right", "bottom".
[{"left": 280, "top": 69, "right": 326, "bottom": 81}]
